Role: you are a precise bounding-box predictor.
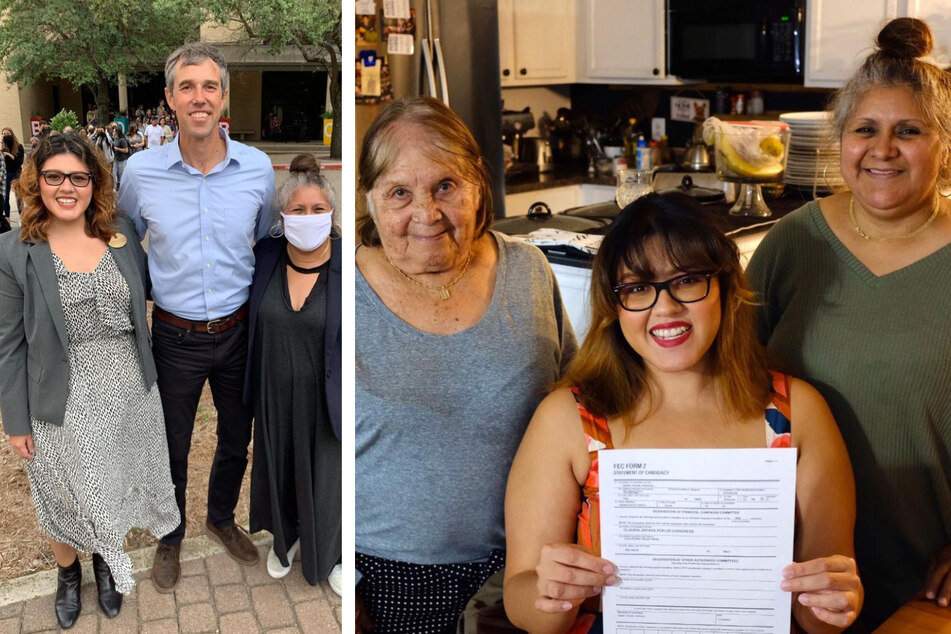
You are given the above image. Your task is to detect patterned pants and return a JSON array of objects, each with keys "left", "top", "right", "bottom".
[{"left": 356, "top": 549, "right": 505, "bottom": 634}]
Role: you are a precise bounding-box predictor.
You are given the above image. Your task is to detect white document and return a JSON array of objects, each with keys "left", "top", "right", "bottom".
[
  {"left": 383, "top": 0, "right": 411, "bottom": 19},
  {"left": 387, "top": 33, "right": 415, "bottom": 55},
  {"left": 599, "top": 448, "right": 796, "bottom": 633}
]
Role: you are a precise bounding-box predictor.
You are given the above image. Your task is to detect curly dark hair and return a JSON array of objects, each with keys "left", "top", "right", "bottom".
[{"left": 15, "top": 133, "right": 117, "bottom": 243}]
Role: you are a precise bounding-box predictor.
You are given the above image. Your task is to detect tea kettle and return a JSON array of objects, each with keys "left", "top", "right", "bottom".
[{"left": 681, "top": 121, "right": 711, "bottom": 171}]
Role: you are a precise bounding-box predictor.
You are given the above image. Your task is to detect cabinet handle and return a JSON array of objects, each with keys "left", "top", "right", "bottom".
[
  {"left": 652, "top": 68, "right": 659, "bottom": 76},
  {"left": 503, "top": 68, "right": 511, "bottom": 77},
  {"left": 519, "top": 68, "right": 526, "bottom": 75}
]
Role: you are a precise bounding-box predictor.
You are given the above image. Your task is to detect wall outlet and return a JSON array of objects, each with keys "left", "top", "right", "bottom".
[
  {"left": 670, "top": 96, "right": 710, "bottom": 123},
  {"left": 651, "top": 117, "right": 666, "bottom": 141}
]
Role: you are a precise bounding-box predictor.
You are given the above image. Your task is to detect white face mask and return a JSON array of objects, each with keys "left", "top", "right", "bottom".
[{"left": 281, "top": 212, "right": 333, "bottom": 252}]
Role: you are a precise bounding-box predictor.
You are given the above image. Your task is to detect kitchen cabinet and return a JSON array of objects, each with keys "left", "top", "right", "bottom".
[
  {"left": 577, "top": 0, "right": 669, "bottom": 83},
  {"left": 905, "top": 0, "right": 951, "bottom": 67},
  {"left": 499, "top": 0, "right": 575, "bottom": 87},
  {"left": 803, "top": 0, "right": 951, "bottom": 87}
]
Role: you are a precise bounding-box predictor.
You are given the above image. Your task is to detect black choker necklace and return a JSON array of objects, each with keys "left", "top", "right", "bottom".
[{"left": 287, "top": 258, "right": 323, "bottom": 274}]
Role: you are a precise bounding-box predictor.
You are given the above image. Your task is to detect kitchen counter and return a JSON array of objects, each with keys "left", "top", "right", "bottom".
[
  {"left": 505, "top": 166, "right": 821, "bottom": 231},
  {"left": 875, "top": 599, "right": 951, "bottom": 632},
  {"left": 505, "top": 167, "right": 615, "bottom": 194}
]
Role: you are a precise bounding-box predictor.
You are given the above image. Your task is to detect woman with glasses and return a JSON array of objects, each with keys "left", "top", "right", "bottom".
[
  {"left": 244, "top": 153, "right": 341, "bottom": 592},
  {"left": 0, "top": 133, "right": 179, "bottom": 629},
  {"left": 503, "top": 193, "right": 863, "bottom": 634}
]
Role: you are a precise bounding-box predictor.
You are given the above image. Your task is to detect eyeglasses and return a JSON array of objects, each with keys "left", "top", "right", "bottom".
[
  {"left": 613, "top": 272, "right": 716, "bottom": 312},
  {"left": 40, "top": 171, "right": 93, "bottom": 188}
]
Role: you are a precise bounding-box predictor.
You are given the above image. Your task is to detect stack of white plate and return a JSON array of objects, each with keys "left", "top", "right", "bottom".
[{"left": 779, "top": 111, "right": 845, "bottom": 192}]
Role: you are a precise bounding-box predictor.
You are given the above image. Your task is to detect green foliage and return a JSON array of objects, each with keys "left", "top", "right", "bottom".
[
  {"left": 49, "top": 109, "right": 80, "bottom": 132},
  {"left": 0, "top": 0, "right": 203, "bottom": 96},
  {"left": 205, "top": 0, "right": 339, "bottom": 61},
  {"left": 205, "top": 0, "right": 342, "bottom": 158}
]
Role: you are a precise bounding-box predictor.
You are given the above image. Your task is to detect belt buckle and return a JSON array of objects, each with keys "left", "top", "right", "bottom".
[{"left": 206, "top": 317, "right": 226, "bottom": 333}]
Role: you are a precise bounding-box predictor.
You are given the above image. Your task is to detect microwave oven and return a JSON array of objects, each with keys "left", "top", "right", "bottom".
[{"left": 667, "top": 0, "right": 805, "bottom": 82}]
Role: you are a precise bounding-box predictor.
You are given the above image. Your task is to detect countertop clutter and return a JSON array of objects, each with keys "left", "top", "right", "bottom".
[{"left": 502, "top": 166, "right": 814, "bottom": 233}]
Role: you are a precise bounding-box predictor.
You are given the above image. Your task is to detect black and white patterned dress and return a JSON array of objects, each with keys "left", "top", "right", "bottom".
[{"left": 25, "top": 249, "right": 179, "bottom": 594}]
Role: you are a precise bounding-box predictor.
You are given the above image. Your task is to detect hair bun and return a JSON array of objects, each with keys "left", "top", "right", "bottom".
[
  {"left": 288, "top": 153, "right": 321, "bottom": 176},
  {"left": 877, "top": 17, "right": 933, "bottom": 59}
]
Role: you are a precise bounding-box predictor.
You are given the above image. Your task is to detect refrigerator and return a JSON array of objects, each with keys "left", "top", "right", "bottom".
[{"left": 356, "top": 0, "right": 506, "bottom": 216}]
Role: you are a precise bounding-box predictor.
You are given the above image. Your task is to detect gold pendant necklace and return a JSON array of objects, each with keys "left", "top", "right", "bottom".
[
  {"left": 849, "top": 195, "right": 940, "bottom": 243},
  {"left": 384, "top": 249, "right": 472, "bottom": 300}
]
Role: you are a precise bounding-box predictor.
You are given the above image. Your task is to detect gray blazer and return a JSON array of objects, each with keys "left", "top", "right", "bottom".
[{"left": 0, "top": 215, "right": 156, "bottom": 436}]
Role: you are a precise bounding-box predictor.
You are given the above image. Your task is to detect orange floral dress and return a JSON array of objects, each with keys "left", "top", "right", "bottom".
[{"left": 568, "top": 371, "right": 793, "bottom": 633}]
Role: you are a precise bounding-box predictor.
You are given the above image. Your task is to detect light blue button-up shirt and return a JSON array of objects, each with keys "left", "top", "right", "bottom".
[{"left": 118, "top": 130, "right": 275, "bottom": 321}]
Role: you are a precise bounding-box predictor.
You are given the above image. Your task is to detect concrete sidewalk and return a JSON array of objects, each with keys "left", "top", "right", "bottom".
[{"left": 0, "top": 534, "right": 341, "bottom": 633}]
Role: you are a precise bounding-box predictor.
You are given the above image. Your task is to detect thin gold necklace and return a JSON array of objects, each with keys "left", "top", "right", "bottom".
[
  {"left": 384, "top": 249, "right": 472, "bottom": 300},
  {"left": 849, "top": 195, "right": 940, "bottom": 243}
]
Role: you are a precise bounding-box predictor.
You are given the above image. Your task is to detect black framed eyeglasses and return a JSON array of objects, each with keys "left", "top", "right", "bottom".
[
  {"left": 613, "top": 272, "right": 716, "bottom": 312},
  {"left": 40, "top": 170, "right": 93, "bottom": 188}
]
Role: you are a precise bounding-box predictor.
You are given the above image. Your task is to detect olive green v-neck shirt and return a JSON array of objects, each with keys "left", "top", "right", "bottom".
[{"left": 748, "top": 200, "right": 951, "bottom": 630}]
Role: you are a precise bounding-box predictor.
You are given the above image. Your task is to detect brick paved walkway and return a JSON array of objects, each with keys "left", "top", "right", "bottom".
[{"left": 0, "top": 539, "right": 341, "bottom": 633}]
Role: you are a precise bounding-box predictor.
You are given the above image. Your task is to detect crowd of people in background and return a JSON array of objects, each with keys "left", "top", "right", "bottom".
[{"left": 0, "top": 99, "right": 181, "bottom": 231}]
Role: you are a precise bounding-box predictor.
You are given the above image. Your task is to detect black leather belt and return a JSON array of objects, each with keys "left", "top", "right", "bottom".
[{"left": 153, "top": 304, "right": 248, "bottom": 334}]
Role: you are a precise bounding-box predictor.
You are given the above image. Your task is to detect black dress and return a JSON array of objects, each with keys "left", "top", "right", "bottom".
[{"left": 249, "top": 250, "right": 341, "bottom": 585}]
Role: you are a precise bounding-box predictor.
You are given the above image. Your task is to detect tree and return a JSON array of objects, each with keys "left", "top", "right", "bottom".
[
  {"left": 206, "top": 0, "right": 342, "bottom": 159},
  {"left": 0, "top": 0, "right": 204, "bottom": 126}
]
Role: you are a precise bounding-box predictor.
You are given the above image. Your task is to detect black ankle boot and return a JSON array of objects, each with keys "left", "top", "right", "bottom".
[
  {"left": 92, "top": 553, "right": 122, "bottom": 618},
  {"left": 55, "top": 557, "right": 82, "bottom": 629}
]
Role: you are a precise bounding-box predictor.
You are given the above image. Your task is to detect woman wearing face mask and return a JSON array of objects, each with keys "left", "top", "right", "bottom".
[
  {"left": 243, "top": 153, "right": 341, "bottom": 592},
  {"left": 2, "top": 127, "right": 24, "bottom": 221}
]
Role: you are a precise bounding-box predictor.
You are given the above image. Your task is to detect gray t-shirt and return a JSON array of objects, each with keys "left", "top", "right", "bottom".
[{"left": 356, "top": 231, "right": 578, "bottom": 564}]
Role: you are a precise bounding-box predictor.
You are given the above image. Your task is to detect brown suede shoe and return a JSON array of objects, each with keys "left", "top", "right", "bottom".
[
  {"left": 205, "top": 520, "right": 259, "bottom": 566},
  {"left": 151, "top": 543, "right": 181, "bottom": 594}
]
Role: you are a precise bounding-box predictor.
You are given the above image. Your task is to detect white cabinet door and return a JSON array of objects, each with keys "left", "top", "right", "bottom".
[
  {"left": 906, "top": 0, "right": 951, "bottom": 68},
  {"left": 499, "top": 0, "right": 574, "bottom": 86},
  {"left": 805, "top": 0, "right": 898, "bottom": 87},
  {"left": 580, "top": 0, "right": 666, "bottom": 81},
  {"left": 498, "top": 0, "right": 517, "bottom": 83}
]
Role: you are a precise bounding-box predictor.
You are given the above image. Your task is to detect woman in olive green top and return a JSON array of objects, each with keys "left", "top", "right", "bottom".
[{"left": 747, "top": 18, "right": 951, "bottom": 630}]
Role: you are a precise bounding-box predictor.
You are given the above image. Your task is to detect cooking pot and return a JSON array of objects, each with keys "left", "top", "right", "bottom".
[
  {"left": 657, "top": 174, "right": 725, "bottom": 204},
  {"left": 518, "top": 138, "right": 554, "bottom": 173},
  {"left": 493, "top": 201, "right": 610, "bottom": 235}
]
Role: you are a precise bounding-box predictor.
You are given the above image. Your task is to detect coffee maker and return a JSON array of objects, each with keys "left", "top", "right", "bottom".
[{"left": 502, "top": 108, "right": 538, "bottom": 176}]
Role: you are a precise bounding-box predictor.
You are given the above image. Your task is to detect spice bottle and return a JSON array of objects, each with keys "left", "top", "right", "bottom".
[{"left": 750, "top": 90, "right": 765, "bottom": 115}]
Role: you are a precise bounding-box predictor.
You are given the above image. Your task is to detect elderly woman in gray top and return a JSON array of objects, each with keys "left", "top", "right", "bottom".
[{"left": 355, "top": 96, "right": 578, "bottom": 634}]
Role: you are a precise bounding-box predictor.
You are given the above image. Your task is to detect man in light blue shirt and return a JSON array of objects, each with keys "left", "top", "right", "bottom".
[{"left": 118, "top": 41, "right": 275, "bottom": 593}]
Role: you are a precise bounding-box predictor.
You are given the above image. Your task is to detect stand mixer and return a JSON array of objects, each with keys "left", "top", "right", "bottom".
[{"left": 502, "top": 108, "right": 537, "bottom": 176}]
